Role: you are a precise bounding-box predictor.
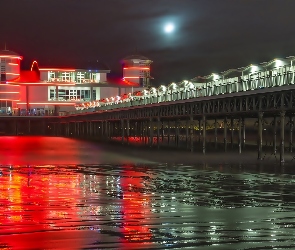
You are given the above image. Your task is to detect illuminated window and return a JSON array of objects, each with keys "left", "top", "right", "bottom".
[
  {"left": 48, "top": 72, "right": 55, "bottom": 81},
  {"left": 62, "top": 72, "right": 71, "bottom": 82},
  {"left": 49, "top": 89, "right": 56, "bottom": 99},
  {"left": 76, "top": 72, "right": 84, "bottom": 83},
  {"left": 92, "top": 89, "right": 96, "bottom": 99}
]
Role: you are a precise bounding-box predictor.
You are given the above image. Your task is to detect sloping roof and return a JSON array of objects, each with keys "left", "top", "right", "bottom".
[
  {"left": 0, "top": 49, "right": 21, "bottom": 56},
  {"left": 123, "top": 54, "right": 150, "bottom": 61}
]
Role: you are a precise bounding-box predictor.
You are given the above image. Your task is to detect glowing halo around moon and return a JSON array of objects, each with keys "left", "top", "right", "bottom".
[{"left": 164, "top": 23, "right": 174, "bottom": 33}]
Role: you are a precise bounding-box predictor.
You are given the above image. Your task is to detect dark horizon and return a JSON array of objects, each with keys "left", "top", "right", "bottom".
[{"left": 2, "top": 0, "right": 295, "bottom": 85}]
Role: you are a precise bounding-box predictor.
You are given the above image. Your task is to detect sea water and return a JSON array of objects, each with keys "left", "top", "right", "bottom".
[{"left": 0, "top": 137, "right": 295, "bottom": 250}]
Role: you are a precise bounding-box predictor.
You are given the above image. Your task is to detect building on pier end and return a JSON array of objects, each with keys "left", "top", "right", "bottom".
[{"left": 0, "top": 49, "right": 149, "bottom": 116}]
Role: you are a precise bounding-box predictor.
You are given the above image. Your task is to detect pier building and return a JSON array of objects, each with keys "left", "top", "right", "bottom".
[{"left": 0, "top": 49, "right": 150, "bottom": 115}]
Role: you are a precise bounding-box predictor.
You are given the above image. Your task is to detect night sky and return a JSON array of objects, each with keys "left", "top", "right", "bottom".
[{"left": 2, "top": 0, "right": 295, "bottom": 85}]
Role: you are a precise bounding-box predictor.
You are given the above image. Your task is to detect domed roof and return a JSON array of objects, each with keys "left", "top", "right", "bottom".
[
  {"left": 123, "top": 54, "right": 150, "bottom": 61},
  {"left": 0, "top": 49, "right": 21, "bottom": 56}
]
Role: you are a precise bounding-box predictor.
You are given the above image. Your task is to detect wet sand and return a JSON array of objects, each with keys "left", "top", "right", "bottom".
[
  {"left": 1, "top": 137, "right": 295, "bottom": 249},
  {"left": 0, "top": 136, "right": 293, "bottom": 166},
  {"left": 103, "top": 143, "right": 295, "bottom": 166}
]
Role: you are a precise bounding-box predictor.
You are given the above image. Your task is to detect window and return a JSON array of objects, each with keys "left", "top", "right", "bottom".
[
  {"left": 76, "top": 72, "right": 84, "bottom": 83},
  {"left": 61, "top": 72, "right": 71, "bottom": 82},
  {"left": 48, "top": 72, "right": 55, "bottom": 81},
  {"left": 50, "top": 89, "right": 55, "bottom": 99}
]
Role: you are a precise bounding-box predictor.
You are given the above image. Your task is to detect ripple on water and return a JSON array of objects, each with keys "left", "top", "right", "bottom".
[{"left": 0, "top": 164, "right": 295, "bottom": 249}]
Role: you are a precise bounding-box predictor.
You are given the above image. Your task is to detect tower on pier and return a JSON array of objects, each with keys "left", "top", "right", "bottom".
[{"left": 121, "top": 54, "right": 153, "bottom": 88}]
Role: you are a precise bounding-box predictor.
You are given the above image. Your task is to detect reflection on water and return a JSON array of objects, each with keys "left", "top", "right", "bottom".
[{"left": 1, "top": 164, "right": 295, "bottom": 249}]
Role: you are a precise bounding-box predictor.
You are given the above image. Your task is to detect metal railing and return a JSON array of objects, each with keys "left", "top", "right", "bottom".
[{"left": 77, "top": 70, "right": 295, "bottom": 113}]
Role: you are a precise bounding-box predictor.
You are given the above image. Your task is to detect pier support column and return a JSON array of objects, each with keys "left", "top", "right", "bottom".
[
  {"left": 92, "top": 122, "right": 94, "bottom": 138},
  {"left": 90, "top": 121, "right": 93, "bottom": 138},
  {"left": 77, "top": 122, "right": 80, "bottom": 137},
  {"left": 108, "top": 121, "right": 113, "bottom": 141},
  {"left": 242, "top": 117, "right": 246, "bottom": 149},
  {"left": 101, "top": 121, "right": 105, "bottom": 140},
  {"left": 224, "top": 117, "right": 227, "bottom": 152},
  {"left": 214, "top": 118, "right": 218, "bottom": 149},
  {"left": 167, "top": 120, "right": 171, "bottom": 146},
  {"left": 231, "top": 117, "right": 234, "bottom": 149},
  {"left": 199, "top": 119, "right": 201, "bottom": 144},
  {"left": 106, "top": 121, "right": 110, "bottom": 140},
  {"left": 161, "top": 120, "right": 164, "bottom": 145},
  {"left": 142, "top": 121, "right": 145, "bottom": 145},
  {"left": 190, "top": 115, "right": 194, "bottom": 152},
  {"left": 145, "top": 120, "right": 149, "bottom": 145},
  {"left": 280, "top": 111, "right": 286, "bottom": 163},
  {"left": 289, "top": 116, "right": 293, "bottom": 153},
  {"left": 121, "top": 119, "right": 125, "bottom": 144},
  {"left": 202, "top": 115, "right": 206, "bottom": 154},
  {"left": 79, "top": 122, "right": 81, "bottom": 137},
  {"left": 258, "top": 112, "right": 263, "bottom": 160},
  {"left": 273, "top": 116, "right": 277, "bottom": 155},
  {"left": 238, "top": 117, "right": 242, "bottom": 154},
  {"left": 149, "top": 118, "right": 153, "bottom": 147},
  {"left": 175, "top": 120, "right": 179, "bottom": 148},
  {"left": 126, "top": 119, "right": 130, "bottom": 145},
  {"left": 109, "top": 121, "right": 111, "bottom": 140},
  {"left": 186, "top": 118, "right": 189, "bottom": 150},
  {"left": 86, "top": 122, "right": 89, "bottom": 138},
  {"left": 142, "top": 121, "right": 145, "bottom": 144},
  {"left": 28, "top": 119, "right": 31, "bottom": 135},
  {"left": 157, "top": 116, "right": 160, "bottom": 149},
  {"left": 15, "top": 120, "right": 18, "bottom": 135}
]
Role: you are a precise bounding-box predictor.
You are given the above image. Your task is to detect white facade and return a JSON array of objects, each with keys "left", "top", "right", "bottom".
[{"left": 16, "top": 67, "right": 113, "bottom": 115}]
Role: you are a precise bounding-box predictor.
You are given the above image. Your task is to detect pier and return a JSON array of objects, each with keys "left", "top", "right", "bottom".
[{"left": 1, "top": 60, "right": 295, "bottom": 163}]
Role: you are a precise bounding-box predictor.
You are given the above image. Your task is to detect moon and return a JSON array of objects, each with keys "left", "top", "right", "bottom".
[{"left": 164, "top": 23, "right": 174, "bottom": 33}]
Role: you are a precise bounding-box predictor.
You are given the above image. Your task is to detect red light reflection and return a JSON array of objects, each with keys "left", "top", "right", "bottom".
[
  {"left": 0, "top": 166, "right": 93, "bottom": 250},
  {"left": 0, "top": 136, "right": 80, "bottom": 165},
  {"left": 120, "top": 166, "right": 152, "bottom": 249}
]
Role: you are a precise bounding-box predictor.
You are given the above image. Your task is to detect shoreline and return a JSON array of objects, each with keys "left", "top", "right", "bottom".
[{"left": 102, "top": 142, "right": 295, "bottom": 166}]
